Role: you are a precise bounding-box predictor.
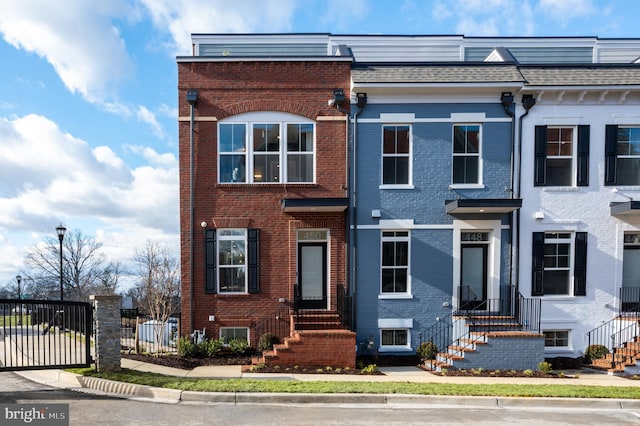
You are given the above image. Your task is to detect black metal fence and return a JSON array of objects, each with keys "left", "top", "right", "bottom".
[
  {"left": 586, "top": 311, "right": 640, "bottom": 369},
  {"left": 0, "top": 299, "right": 92, "bottom": 371}
]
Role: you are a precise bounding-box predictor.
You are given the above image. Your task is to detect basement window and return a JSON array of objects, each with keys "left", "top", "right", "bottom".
[
  {"left": 220, "top": 327, "right": 249, "bottom": 344},
  {"left": 543, "top": 330, "right": 569, "bottom": 348}
]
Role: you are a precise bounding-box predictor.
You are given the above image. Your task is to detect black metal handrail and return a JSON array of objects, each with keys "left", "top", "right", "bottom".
[
  {"left": 620, "top": 287, "right": 640, "bottom": 313},
  {"left": 252, "top": 304, "right": 292, "bottom": 350},
  {"left": 419, "top": 286, "right": 541, "bottom": 369},
  {"left": 586, "top": 310, "right": 640, "bottom": 370},
  {"left": 292, "top": 284, "right": 352, "bottom": 331}
]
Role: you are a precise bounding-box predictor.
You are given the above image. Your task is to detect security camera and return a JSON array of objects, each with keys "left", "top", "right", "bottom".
[{"left": 328, "top": 99, "right": 335, "bottom": 106}]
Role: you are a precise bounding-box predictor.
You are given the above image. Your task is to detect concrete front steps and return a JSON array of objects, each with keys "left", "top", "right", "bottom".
[
  {"left": 590, "top": 337, "right": 640, "bottom": 374},
  {"left": 424, "top": 315, "right": 544, "bottom": 372},
  {"left": 252, "top": 311, "right": 356, "bottom": 369}
]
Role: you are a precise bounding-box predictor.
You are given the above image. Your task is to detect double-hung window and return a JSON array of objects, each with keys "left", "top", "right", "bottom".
[
  {"left": 452, "top": 124, "right": 481, "bottom": 185},
  {"left": 531, "top": 232, "right": 587, "bottom": 296},
  {"left": 380, "top": 329, "right": 409, "bottom": 349},
  {"left": 381, "top": 231, "right": 410, "bottom": 295},
  {"left": 605, "top": 125, "right": 640, "bottom": 185},
  {"left": 204, "top": 229, "right": 260, "bottom": 294},
  {"left": 218, "top": 113, "right": 314, "bottom": 184},
  {"left": 534, "top": 125, "right": 589, "bottom": 187},
  {"left": 217, "top": 230, "right": 247, "bottom": 293},
  {"left": 382, "top": 125, "right": 411, "bottom": 186}
]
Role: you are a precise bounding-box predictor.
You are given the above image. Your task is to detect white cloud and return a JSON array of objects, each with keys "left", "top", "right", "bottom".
[
  {"left": 137, "top": 105, "right": 165, "bottom": 139},
  {"left": 0, "top": 113, "right": 179, "bottom": 282},
  {"left": 138, "top": 0, "right": 297, "bottom": 54},
  {"left": 537, "top": 0, "right": 596, "bottom": 21},
  {"left": 0, "top": 0, "right": 134, "bottom": 104}
]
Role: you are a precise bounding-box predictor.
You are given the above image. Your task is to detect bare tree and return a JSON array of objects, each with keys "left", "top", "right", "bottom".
[
  {"left": 95, "top": 261, "right": 126, "bottom": 295},
  {"left": 133, "top": 241, "right": 180, "bottom": 350},
  {"left": 23, "top": 229, "right": 116, "bottom": 301}
]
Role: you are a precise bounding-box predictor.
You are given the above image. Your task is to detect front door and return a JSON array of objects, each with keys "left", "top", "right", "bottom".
[
  {"left": 622, "top": 234, "right": 640, "bottom": 312},
  {"left": 298, "top": 242, "right": 327, "bottom": 309},
  {"left": 460, "top": 244, "right": 488, "bottom": 310}
]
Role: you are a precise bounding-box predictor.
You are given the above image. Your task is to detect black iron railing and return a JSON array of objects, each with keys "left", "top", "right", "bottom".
[
  {"left": 586, "top": 310, "right": 640, "bottom": 370},
  {"left": 620, "top": 287, "right": 640, "bottom": 313},
  {"left": 419, "top": 286, "right": 541, "bottom": 369},
  {"left": 252, "top": 304, "right": 292, "bottom": 349},
  {"left": 0, "top": 299, "right": 92, "bottom": 371},
  {"left": 292, "top": 284, "right": 352, "bottom": 331}
]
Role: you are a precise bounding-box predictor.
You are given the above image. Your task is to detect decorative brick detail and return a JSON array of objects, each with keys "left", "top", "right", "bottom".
[{"left": 90, "top": 295, "right": 122, "bottom": 372}]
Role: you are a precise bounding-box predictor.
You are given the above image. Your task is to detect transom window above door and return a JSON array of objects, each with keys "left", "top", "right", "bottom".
[{"left": 218, "top": 112, "right": 315, "bottom": 184}]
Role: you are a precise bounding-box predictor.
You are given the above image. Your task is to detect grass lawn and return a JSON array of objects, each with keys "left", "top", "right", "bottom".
[{"left": 67, "top": 368, "right": 640, "bottom": 399}]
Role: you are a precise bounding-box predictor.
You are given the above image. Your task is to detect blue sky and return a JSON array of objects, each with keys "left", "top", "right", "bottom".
[{"left": 0, "top": 0, "right": 638, "bottom": 290}]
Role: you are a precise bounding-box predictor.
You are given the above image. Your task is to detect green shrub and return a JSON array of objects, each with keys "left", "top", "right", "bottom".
[
  {"left": 523, "top": 369, "right": 534, "bottom": 376},
  {"left": 416, "top": 342, "right": 438, "bottom": 361},
  {"left": 361, "top": 364, "right": 378, "bottom": 375},
  {"left": 584, "top": 344, "right": 609, "bottom": 362},
  {"left": 538, "top": 361, "right": 553, "bottom": 373},
  {"left": 178, "top": 336, "right": 199, "bottom": 357},
  {"left": 257, "top": 333, "right": 280, "bottom": 352},
  {"left": 204, "top": 338, "right": 224, "bottom": 357},
  {"left": 228, "top": 338, "right": 250, "bottom": 355}
]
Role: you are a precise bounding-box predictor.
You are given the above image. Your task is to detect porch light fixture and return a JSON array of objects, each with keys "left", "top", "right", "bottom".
[{"left": 56, "top": 223, "right": 66, "bottom": 301}]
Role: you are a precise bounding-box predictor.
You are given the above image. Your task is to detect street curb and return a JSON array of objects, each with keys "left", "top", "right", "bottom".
[{"left": 16, "top": 370, "right": 640, "bottom": 409}]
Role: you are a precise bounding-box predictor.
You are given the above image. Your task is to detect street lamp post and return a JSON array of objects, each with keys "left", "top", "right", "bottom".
[
  {"left": 56, "top": 224, "right": 66, "bottom": 301},
  {"left": 15, "top": 275, "right": 21, "bottom": 300}
]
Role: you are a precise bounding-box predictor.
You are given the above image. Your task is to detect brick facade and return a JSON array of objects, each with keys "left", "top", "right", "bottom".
[{"left": 178, "top": 60, "right": 351, "bottom": 343}]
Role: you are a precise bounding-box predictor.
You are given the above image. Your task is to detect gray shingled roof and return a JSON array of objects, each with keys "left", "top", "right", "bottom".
[
  {"left": 351, "top": 65, "right": 524, "bottom": 84},
  {"left": 520, "top": 67, "right": 640, "bottom": 86}
]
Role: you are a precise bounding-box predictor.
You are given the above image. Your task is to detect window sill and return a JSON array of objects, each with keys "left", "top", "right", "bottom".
[
  {"left": 448, "top": 184, "right": 484, "bottom": 190},
  {"left": 541, "top": 187, "right": 579, "bottom": 192},
  {"left": 378, "top": 294, "right": 414, "bottom": 300},
  {"left": 379, "top": 184, "right": 415, "bottom": 190},
  {"left": 217, "top": 183, "right": 317, "bottom": 188},
  {"left": 212, "top": 293, "right": 250, "bottom": 298},
  {"left": 539, "top": 296, "right": 577, "bottom": 301},
  {"left": 378, "top": 346, "right": 413, "bottom": 353}
]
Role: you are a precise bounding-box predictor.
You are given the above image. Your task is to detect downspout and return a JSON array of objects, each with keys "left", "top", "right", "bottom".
[
  {"left": 350, "top": 93, "right": 367, "bottom": 333},
  {"left": 515, "top": 94, "right": 537, "bottom": 294},
  {"left": 501, "top": 92, "right": 515, "bottom": 289},
  {"left": 187, "top": 89, "right": 198, "bottom": 333}
]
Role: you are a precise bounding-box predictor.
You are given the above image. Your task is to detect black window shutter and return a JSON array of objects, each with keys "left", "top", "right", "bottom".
[
  {"left": 247, "top": 229, "right": 260, "bottom": 294},
  {"left": 577, "top": 125, "right": 590, "bottom": 186},
  {"left": 205, "top": 229, "right": 217, "bottom": 294},
  {"left": 574, "top": 232, "right": 587, "bottom": 296},
  {"left": 534, "top": 126, "right": 547, "bottom": 186},
  {"left": 604, "top": 125, "right": 618, "bottom": 186},
  {"left": 531, "top": 232, "right": 544, "bottom": 296}
]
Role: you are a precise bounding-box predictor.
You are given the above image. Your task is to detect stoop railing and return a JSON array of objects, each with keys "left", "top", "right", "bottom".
[
  {"left": 418, "top": 286, "right": 541, "bottom": 369},
  {"left": 586, "top": 306, "right": 640, "bottom": 371}
]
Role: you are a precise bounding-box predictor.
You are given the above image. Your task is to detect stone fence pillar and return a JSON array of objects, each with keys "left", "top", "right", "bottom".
[{"left": 90, "top": 295, "right": 122, "bottom": 372}]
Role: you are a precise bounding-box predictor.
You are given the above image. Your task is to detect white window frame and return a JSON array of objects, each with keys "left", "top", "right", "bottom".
[
  {"left": 379, "top": 230, "right": 411, "bottom": 298},
  {"left": 218, "top": 112, "right": 315, "bottom": 184},
  {"left": 615, "top": 126, "right": 640, "bottom": 186},
  {"left": 381, "top": 124, "right": 413, "bottom": 189},
  {"left": 219, "top": 327, "right": 249, "bottom": 345},
  {"left": 543, "top": 232, "right": 574, "bottom": 296},
  {"left": 546, "top": 126, "right": 576, "bottom": 187},
  {"left": 217, "top": 229, "right": 248, "bottom": 294},
  {"left": 379, "top": 329, "right": 411, "bottom": 352},
  {"left": 542, "top": 329, "right": 570, "bottom": 349},
  {"left": 451, "top": 123, "right": 483, "bottom": 188}
]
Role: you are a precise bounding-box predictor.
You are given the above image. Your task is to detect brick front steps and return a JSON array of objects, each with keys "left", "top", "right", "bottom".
[
  {"left": 590, "top": 337, "right": 640, "bottom": 373},
  {"left": 252, "top": 312, "right": 356, "bottom": 369}
]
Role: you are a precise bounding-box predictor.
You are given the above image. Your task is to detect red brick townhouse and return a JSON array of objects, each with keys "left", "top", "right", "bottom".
[{"left": 177, "top": 35, "right": 355, "bottom": 367}]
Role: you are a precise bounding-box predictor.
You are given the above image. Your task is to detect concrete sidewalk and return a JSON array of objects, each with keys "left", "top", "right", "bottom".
[
  {"left": 14, "top": 358, "right": 640, "bottom": 410},
  {"left": 120, "top": 357, "right": 640, "bottom": 386}
]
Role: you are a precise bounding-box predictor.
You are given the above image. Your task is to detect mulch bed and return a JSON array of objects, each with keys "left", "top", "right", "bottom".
[{"left": 122, "top": 352, "right": 252, "bottom": 370}]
